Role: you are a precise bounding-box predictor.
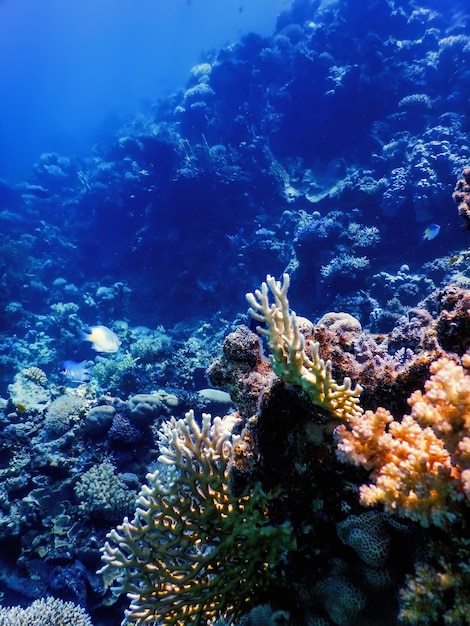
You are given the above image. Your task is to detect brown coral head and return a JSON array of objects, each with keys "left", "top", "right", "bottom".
[{"left": 453, "top": 168, "right": 470, "bottom": 229}]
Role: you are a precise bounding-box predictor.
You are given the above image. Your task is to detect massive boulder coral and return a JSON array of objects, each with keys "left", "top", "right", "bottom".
[
  {"left": 452, "top": 166, "right": 470, "bottom": 229},
  {"left": 206, "top": 325, "right": 275, "bottom": 419}
]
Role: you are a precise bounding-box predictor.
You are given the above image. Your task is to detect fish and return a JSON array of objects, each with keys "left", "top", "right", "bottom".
[
  {"left": 61, "top": 359, "right": 91, "bottom": 383},
  {"left": 82, "top": 325, "right": 122, "bottom": 353},
  {"left": 422, "top": 224, "right": 440, "bottom": 240}
]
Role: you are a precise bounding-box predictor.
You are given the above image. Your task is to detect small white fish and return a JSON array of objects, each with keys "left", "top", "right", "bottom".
[
  {"left": 422, "top": 223, "right": 440, "bottom": 241},
  {"left": 61, "top": 359, "right": 91, "bottom": 383},
  {"left": 82, "top": 325, "right": 121, "bottom": 353}
]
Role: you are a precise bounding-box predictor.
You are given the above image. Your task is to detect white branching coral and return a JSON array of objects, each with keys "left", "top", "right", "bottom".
[
  {"left": 246, "top": 273, "right": 363, "bottom": 421},
  {"left": 74, "top": 460, "right": 137, "bottom": 523},
  {"left": 0, "top": 597, "right": 93, "bottom": 625},
  {"left": 99, "top": 410, "right": 293, "bottom": 625}
]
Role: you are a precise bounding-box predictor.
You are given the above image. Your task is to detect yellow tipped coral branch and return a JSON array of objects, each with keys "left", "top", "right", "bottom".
[{"left": 246, "top": 273, "right": 363, "bottom": 421}]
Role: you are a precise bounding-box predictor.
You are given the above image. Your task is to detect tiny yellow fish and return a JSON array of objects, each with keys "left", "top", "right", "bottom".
[
  {"left": 83, "top": 325, "right": 121, "bottom": 353},
  {"left": 448, "top": 254, "right": 461, "bottom": 265}
]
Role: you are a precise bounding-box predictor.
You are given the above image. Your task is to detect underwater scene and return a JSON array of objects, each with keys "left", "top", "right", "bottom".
[{"left": 1, "top": 0, "right": 470, "bottom": 624}]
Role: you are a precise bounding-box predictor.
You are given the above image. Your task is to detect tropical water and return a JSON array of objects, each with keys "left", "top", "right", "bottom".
[{"left": 0, "top": 1, "right": 469, "bottom": 625}]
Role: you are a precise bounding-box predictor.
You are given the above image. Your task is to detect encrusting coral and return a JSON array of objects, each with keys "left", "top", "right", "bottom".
[
  {"left": 99, "top": 409, "right": 293, "bottom": 625},
  {"left": 246, "top": 273, "right": 363, "bottom": 422},
  {"left": 335, "top": 356, "right": 470, "bottom": 529}
]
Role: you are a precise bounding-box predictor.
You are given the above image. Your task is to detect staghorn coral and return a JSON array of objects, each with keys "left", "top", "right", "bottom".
[
  {"left": 246, "top": 273, "right": 363, "bottom": 422},
  {"left": 336, "top": 356, "right": 470, "bottom": 529},
  {"left": 99, "top": 410, "right": 293, "bottom": 625}
]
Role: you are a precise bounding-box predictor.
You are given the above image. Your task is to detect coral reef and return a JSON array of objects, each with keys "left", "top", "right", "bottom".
[
  {"left": 238, "top": 272, "right": 469, "bottom": 624},
  {"left": 2, "top": 0, "right": 470, "bottom": 624},
  {"left": 2, "top": 0, "right": 469, "bottom": 339}
]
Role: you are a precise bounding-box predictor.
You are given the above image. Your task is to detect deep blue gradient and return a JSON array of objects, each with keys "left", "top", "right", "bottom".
[{"left": 0, "top": 0, "right": 289, "bottom": 181}]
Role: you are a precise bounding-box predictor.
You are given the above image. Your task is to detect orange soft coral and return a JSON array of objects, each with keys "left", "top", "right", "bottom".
[
  {"left": 408, "top": 356, "right": 470, "bottom": 443},
  {"left": 336, "top": 357, "right": 470, "bottom": 528}
]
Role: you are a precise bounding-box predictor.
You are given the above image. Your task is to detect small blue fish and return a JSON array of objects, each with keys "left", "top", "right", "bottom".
[
  {"left": 61, "top": 360, "right": 91, "bottom": 383},
  {"left": 82, "top": 325, "right": 122, "bottom": 353},
  {"left": 422, "top": 224, "right": 440, "bottom": 240}
]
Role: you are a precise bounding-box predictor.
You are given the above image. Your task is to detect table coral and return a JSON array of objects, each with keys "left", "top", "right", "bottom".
[{"left": 99, "top": 410, "right": 293, "bottom": 625}]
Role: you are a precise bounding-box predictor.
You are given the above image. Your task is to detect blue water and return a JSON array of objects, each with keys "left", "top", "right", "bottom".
[
  {"left": 0, "top": 1, "right": 470, "bottom": 624},
  {"left": 0, "top": 0, "right": 289, "bottom": 181}
]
